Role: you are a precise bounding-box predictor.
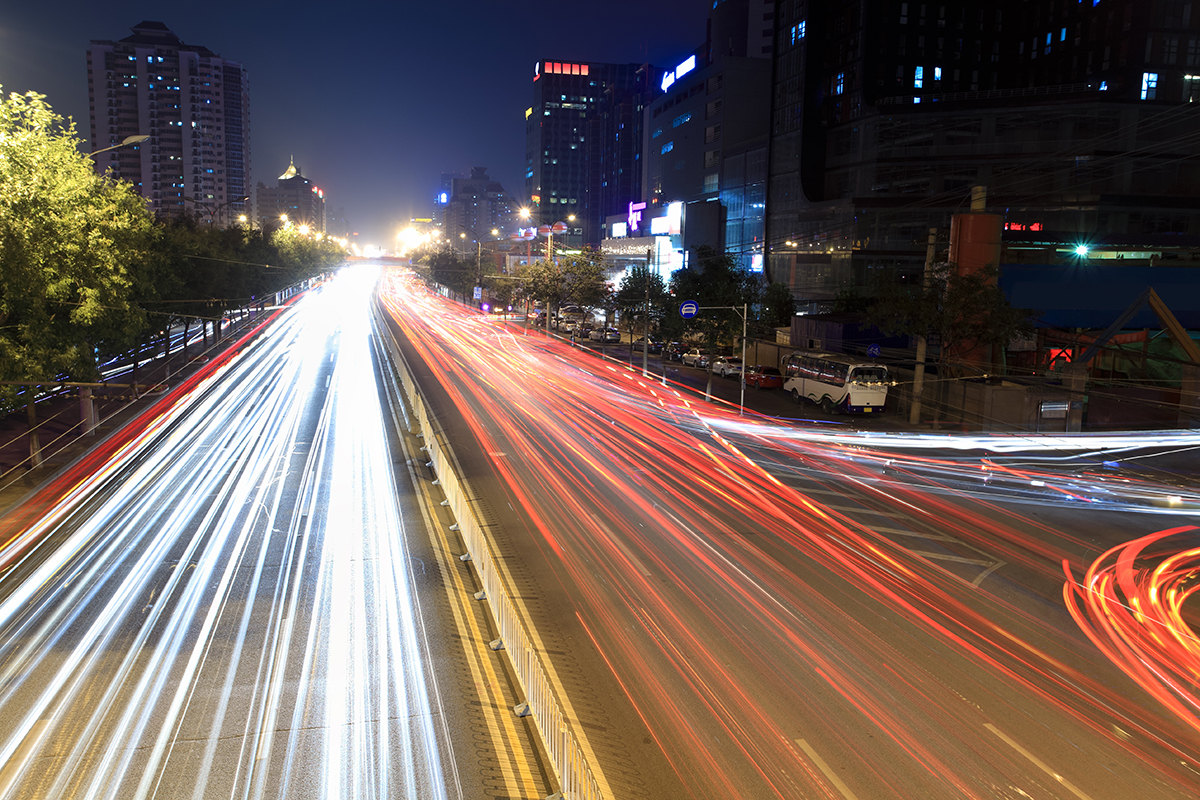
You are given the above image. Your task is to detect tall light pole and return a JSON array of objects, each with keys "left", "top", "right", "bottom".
[
  {"left": 696, "top": 303, "right": 749, "bottom": 415},
  {"left": 458, "top": 225, "right": 498, "bottom": 309},
  {"left": 518, "top": 208, "right": 574, "bottom": 262},
  {"left": 517, "top": 208, "right": 576, "bottom": 336},
  {"left": 87, "top": 134, "right": 150, "bottom": 158}
]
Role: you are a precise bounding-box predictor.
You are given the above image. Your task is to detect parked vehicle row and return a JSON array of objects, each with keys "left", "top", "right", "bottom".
[{"left": 525, "top": 316, "right": 888, "bottom": 412}]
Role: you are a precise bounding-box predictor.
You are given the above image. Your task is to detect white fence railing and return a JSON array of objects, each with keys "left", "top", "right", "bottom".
[{"left": 373, "top": 302, "right": 604, "bottom": 800}]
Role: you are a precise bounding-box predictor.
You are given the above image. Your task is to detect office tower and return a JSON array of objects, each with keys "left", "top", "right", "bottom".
[
  {"left": 526, "top": 60, "right": 658, "bottom": 246},
  {"left": 641, "top": 0, "right": 775, "bottom": 269},
  {"left": 87, "top": 21, "right": 250, "bottom": 225},
  {"left": 766, "top": 0, "right": 1200, "bottom": 303}
]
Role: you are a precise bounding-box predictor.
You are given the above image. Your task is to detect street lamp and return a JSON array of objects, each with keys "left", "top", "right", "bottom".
[
  {"left": 459, "top": 225, "right": 505, "bottom": 309},
  {"left": 518, "top": 208, "right": 574, "bottom": 261},
  {"left": 87, "top": 134, "right": 150, "bottom": 158}
]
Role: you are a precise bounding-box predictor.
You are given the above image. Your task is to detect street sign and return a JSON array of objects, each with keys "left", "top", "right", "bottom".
[
  {"left": 867, "top": 343, "right": 881, "bottom": 358},
  {"left": 473, "top": 286, "right": 482, "bottom": 300},
  {"left": 679, "top": 301, "right": 699, "bottom": 319}
]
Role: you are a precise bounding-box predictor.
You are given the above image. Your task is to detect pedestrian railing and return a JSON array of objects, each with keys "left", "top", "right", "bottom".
[{"left": 374, "top": 304, "right": 604, "bottom": 800}]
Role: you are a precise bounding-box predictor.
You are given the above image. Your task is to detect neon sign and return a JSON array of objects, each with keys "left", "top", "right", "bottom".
[
  {"left": 661, "top": 54, "right": 698, "bottom": 92},
  {"left": 627, "top": 201, "right": 647, "bottom": 231}
]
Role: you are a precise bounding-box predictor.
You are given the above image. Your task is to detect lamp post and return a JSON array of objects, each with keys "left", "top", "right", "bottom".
[
  {"left": 459, "top": 226, "right": 504, "bottom": 309},
  {"left": 696, "top": 303, "right": 749, "bottom": 415},
  {"left": 517, "top": 208, "right": 575, "bottom": 262},
  {"left": 87, "top": 134, "right": 150, "bottom": 158}
]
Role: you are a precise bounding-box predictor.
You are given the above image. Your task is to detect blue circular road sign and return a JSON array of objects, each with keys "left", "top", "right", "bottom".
[
  {"left": 679, "top": 301, "right": 699, "bottom": 319},
  {"left": 867, "top": 343, "right": 881, "bottom": 358}
]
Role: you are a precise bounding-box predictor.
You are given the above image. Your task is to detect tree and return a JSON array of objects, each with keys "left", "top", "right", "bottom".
[
  {"left": 559, "top": 246, "right": 608, "bottom": 310},
  {"left": 863, "top": 261, "right": 1038, "bottom": 373},
  {"left": 515, "top": 246, "right": 607, "bottom": 328},
  {"left": 269, "top": 225, "right": 345, "bottom": 283},
  {"left": 0, "top": 88, "right": 155, "bottom": 398},
  {"left": 615, "top": 262, "right": 668, "bottom": 349},
  {"left": 671, "top": 246, "right": 759, "bottom": 395},
  {"left": 759, "top": 281, "right": 797, "bottom": 331},
  {"left": 419, "top": 248, "right": 477, "bottom": 299}
]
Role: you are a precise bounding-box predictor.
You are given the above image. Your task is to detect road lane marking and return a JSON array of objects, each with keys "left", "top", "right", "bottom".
[
  {"left": 606, "top": 525, "right": 653, "bottom": 577},
  {"left": 385, "top": 376, "right": 544, "bottom": 799},
  {"left": 871, "top": 525, "right": 957, "bottom": 542},
  {"left": 908, "top": 551, "right": 993, "bottom": 566},
  {"left": 0, "top": 720, "right": 48, "bottom": 796},
  {"left": 985, "top": 723, "right": 1096, "bottom": 800},
  {"left": 795, "top": 738, "right": 861, "bottom": 800},
  {"left": 826, "top": 504, "right": 897, "bottom": 517},
  {"left": 971, "top": 559, "right": 1007, "bottom": 586}
]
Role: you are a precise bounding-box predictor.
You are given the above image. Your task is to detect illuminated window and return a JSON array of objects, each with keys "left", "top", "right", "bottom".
[
  {"left": 1141, "top": 72, "right": 1159, "bottom": 99},
  {"left": 791, "top": 21, "right": 806, "bottom": 44},
  {"left": 914, "top": 66, "right": 923, "bottom": 89},
  {"left": 661, "top": 141, "right": 674, "bottom": 154},
  {"left": 934, "top": 67, "right": 942, "bottom": 80},
  {"left": 672, "top": 112, "right": 692, "bottom": 127},
  {"left": 703, "top": 174, "right": 718, "bottom": 193},
  {"left": 652, "top": 127, "right": 663, "bottom": 138},
  {"left": 835, "top": 73, "right": 844, "bottom": 94}
]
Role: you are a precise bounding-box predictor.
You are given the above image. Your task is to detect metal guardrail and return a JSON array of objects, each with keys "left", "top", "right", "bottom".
[{"left": 373, "top": 304, "right": 604, "bottom": 800}]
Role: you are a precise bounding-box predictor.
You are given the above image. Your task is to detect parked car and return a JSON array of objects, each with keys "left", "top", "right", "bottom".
[
  {"left": 589, "top": 326, "right": 621, "bottom": 343},
  {"left": 633, "top": 336, "right": 663, "bottom": 353},
  {"left": 712, "top": 356, "right": 744, "bottom": 378},
  {"left": 682, "top": 348, "right": 711, "bottom": 368},
  {"left": 664, "top": 342, "right": 687, "bottom": 361},
  {"left": 744, "top": 364, "right": 784, "bottom": 389}
]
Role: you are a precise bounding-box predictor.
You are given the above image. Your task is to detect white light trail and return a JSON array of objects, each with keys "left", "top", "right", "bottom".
[{"left": 0, "top": 268, "right": 449, "bottom": 800}]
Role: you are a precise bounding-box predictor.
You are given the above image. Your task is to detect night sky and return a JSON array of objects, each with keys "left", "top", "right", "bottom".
[{"left": 1, "top": 1, "right": 706, "bottom": 245}]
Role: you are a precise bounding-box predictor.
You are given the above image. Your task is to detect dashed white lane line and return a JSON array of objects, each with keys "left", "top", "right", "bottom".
[
  {"left": 795, "top": 738, "right": 861, "bottom": 800},
  {"left": 985, "top": 723, "right": 1096, "bottom": 800}
]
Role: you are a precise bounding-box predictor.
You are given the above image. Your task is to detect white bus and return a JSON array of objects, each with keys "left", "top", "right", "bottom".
[{"left": 781, "top": 351, "right": 889, "bottom": 414}]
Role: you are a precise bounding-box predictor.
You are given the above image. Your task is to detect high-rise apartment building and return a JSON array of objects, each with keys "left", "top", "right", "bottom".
[
  {"left": 87, "top": 21, "right": 250, "bottom": 225},
  {"left": 441, "top": 167, "right": 520, "bottom": 245},
  {"left": 766, "top": 0, "right": 1200, "bottom": 304},
  {"left": 525, "top": 60, "right": 658, "bottom": 246}
]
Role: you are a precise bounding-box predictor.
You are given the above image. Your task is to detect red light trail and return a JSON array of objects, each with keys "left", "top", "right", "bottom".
[{"left": 379, "top": 271, "right": 1200, "bottom": 799}]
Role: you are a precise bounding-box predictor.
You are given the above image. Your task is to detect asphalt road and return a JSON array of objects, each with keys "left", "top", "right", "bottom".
[
  {"left": 380, "top": 273, "right": 1200, "bottom": 800},
  {"left": 0, "top": 269, "right": 547, "bottom": 800}
]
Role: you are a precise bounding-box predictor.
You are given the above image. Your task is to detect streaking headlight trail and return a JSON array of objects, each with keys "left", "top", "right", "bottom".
[{"left": 0, "top": 267, "right": 449, "bottom": 800}]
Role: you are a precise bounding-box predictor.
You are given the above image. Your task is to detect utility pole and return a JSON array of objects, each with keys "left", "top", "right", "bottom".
[
  {"left": 910, "top": 227, "right": 937, "bottom": 425},
  {"left": 643, "top": 247, "right": 652, "bottom": 377}
]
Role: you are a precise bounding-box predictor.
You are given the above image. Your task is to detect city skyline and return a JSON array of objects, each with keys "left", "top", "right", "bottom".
[{"left": 0, "top": 0, "right": 705, "bottom": 245}]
